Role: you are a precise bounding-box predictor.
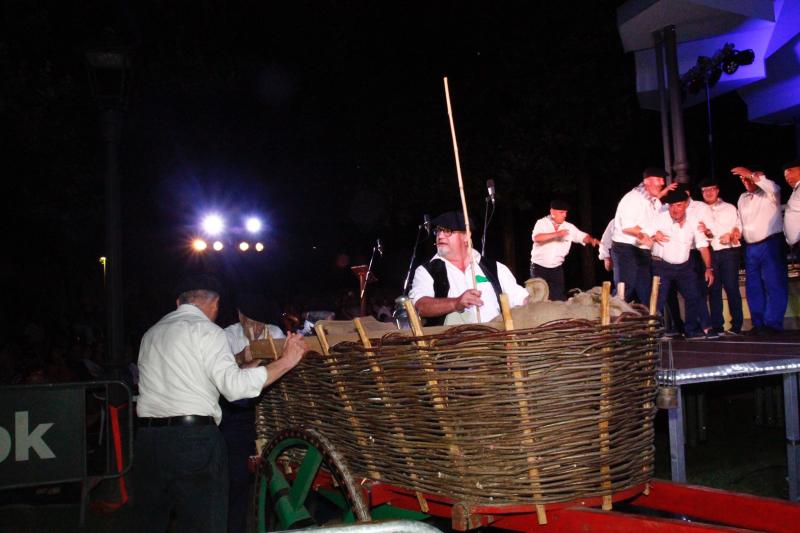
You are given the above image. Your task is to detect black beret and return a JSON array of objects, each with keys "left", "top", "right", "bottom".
[
  {"left": 642, "top": 166, "right": 667, "bottom": 179},
  {"left": 782, "top": 159, "right": 800, "bottom": 171},
  {"left": 236, "top": 294, "right": 280, "bottom": 324},
  {"left": 175, "top": 273, "right": 224, "bottom": 298},
  {"left": 431, "top": 211, "right": 476, "bottom": 232},
  {"left": 697, "top": 178, "right": 719, "bottom": 189},
  {"left": 662, "top": 189, "right": 690, "bottom": 204},
  {"left": 550, "top": 199, "right": 570, "bottom": 211}
]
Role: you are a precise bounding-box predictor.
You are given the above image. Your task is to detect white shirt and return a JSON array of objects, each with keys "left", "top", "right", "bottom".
[
  {"left": 137, "top": 304, "right": 267, "bottom": 424},
  {"left": 530, "top": 216, "right": 588, "bottom": 268},
  {"left": 785, "top": 182, "right": 800, "bottom": 246},
  {"left": 409, "top": 250, "right": 529, "bottom": 323},
  {"left": 612, "top": 184, "right": 661, "bottom": 248},
  {"left": 651, "top": 211, "right": 708, "bottom": 264},
  {"left": 705, "top": 199, "right": 742, "bottom": 251},
  {"left": 685, "top": 199, "right": 712, "bottom": 250},
  {"left": 224, "top": 322, "right": 286, "bottom": 355},
  {"left": 598, "top": 219, "right": 614, "bottom": 261},
  {"left": 737, "top": 176, "right": 782, "bottom": 243}
]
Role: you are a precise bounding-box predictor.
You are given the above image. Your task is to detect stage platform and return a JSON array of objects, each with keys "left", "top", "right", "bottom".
[{"left": 659, "top": 333, "right": 800, "bottom": 501}]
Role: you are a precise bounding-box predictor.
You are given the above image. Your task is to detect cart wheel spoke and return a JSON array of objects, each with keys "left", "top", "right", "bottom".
[{"left": 257, "top": 427, "right": 370, "bottom": 532}]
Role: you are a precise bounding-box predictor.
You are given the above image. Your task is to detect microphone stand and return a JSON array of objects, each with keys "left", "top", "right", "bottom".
[
  {"left": 360, "top": 240, "right": 382, "bottom": 316},
  {"left": 481, "top": 196, "right": 495, "bottom": 256},
  {"left": 402, "top": 224, "right": 427, "bottom": 295}
]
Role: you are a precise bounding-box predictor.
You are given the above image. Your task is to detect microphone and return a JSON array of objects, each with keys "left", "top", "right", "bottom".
[
  {"left": 486, "top": 179, "right": 496, "bottom": 204},
  {"left": 423, "top": 214, "right": 431, "bottom": 236},
  {"left": 376, "top": 238, "right": 384, "bottom": 257}
]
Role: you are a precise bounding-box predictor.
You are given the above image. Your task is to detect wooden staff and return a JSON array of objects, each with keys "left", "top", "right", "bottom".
[
  {"left": 599, "top": 281, "right": 612, "bottom": 510},
  {"left": 443, "top": 76, "right": 481, "bottom": 323},
  {"left": 500, "top": 294, "right": 547, "bottom": 524}
]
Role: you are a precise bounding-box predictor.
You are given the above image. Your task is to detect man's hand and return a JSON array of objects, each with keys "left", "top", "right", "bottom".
[
  {"left": 698, "top": 221, "right": 713, "bottom": 238},
  {"left": 603, "top": 258, "right": 613, "bottom": 272},
  {"left": 732, "top": 166, "right": 761, "bottom": 182},
  {"left": 638, "top": 233, "right": 654, "bottom": 248},
  {"left": 730, "top": 227, "right": 742, "bottom": 246},
  {"left": 651, "top": 231, "right": 669, "bottom": 244},
  {"left": 719, "top": 233, "right": 731, "bottom": 245},
  {"left": 554, "top": 229, "right": 570, "bottom": 239},
  {"left": 658, "top": 182, "right": 678, "bottom": 198},
  {"left": 585, "top": 236, "right": 600, "bottom": 247},
  {"left": 704, "top": 269, "right": 715, "bottom": 287},
  {"left": 280, "top": 332, "right": 307, "bottom": 367},
  {"left": 455, "top": 289, "right": 483, "bottom": 312},
  {"left": 234, "top": 346, "right": 253, "bottom": 366}
]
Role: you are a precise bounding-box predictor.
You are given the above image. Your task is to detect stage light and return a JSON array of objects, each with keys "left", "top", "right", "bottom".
[
  {"left": 192, "top": 239, "right": 208, "bottom": 251},
  {"left": 201, "top": 214, "right": 224, "bottom": 236},
  {"left": 213, "top": 240, "right": 224, "bottom": 251},
  {"left": 245, "top": 216, "right": 262, "bottom": 234},
  {"left": 255, "top": 242, "right": 264, "bottom": 252},
  {"left": 239, "top": 241, "right": 250, "bottom": 251}
]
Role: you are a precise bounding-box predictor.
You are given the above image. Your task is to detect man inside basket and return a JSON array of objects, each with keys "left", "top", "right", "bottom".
[
  {"left": 133, "top": 274, "right": 307, "bottom": 532},
  {"left": 409, "top": 211, "right": 529, "bottom": 325}
]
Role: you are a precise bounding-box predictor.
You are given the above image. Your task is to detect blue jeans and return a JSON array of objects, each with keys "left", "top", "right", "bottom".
[
  {"left": 710, "top": 247, "right": 743, "bottom": 332},
  {"left": 744, "top": 234, "right": 788, "bottom": 330},
  {"left": 653, "top": 258, "right": 711, "bottom": 337},
  {"left": 612, "top": 242, "right": 652, "bottom": 305},
  {"left": 134, "top": 424, "right": 228, "bottom": 533}
]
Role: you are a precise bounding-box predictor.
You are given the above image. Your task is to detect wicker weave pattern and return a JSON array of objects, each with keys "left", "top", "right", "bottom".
[{"left": 256, "top": 316, "right": 659, "bottom": 506}]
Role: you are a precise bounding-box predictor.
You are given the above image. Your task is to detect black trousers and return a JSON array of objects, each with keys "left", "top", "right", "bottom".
[
  {"left": 133, "top": 424, "right": 228, "bottom": 533},
  {"left": 531, "top": 263, "right": 566, "bottom": 301}
]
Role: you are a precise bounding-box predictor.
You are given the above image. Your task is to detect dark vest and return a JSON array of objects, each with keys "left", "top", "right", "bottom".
[{"left": 421, "top": 257, "right": 503, "bottom": 326}]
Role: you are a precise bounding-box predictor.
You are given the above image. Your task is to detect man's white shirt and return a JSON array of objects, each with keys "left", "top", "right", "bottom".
[
  {"left": 530, "top": 216, "right": 588, "bottom": 268},
  {"left": 137, "top": 304, "right": 267, "bottom": 424},
  {"left": 705, "top": 199, "right": 742, "bottom": 251},
  {"left": 785, "top": 182, "right": 800, "bottom": 246},
  {"left": 598, "top": 219, "right": 614, "bottom": 261},
  {"left": 612, "top": 184, "right": 661, "bottom": 248},
  {"left": 409, "top": 250, "right": 529, "bottom": 323},
  {"left": 651, "top": 211, "right": 709, "bottom": 264},
  {"left": 737, "top": 176, "right": 782, "bottom": 243},
  {"left": 224, "top": 322, "right": 286, "bottom": 356}
]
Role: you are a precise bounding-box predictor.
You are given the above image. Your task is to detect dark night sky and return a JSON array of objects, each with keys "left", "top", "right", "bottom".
[{"left": 1, "top": 1, "right": 795, "bottom": 342}]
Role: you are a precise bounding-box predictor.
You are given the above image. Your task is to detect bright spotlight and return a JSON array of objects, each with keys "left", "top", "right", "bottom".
[
  {"left": 255, "top": 242, "right": 264, "bottom": 252},
  {"left": 212, "top": 240, "right": 224, "bottom": 251},
  {"left": 239, "top": 241, "right": 250, "bottom": 252},
  {"left": 201, "top": 214, "right": 225, "bottom": 236},
  {"left": 192, "top": 239, "right": 208, "bottom": 252},
  {"left": 245, "top": 217, "right": 262, "bottom": 234}
]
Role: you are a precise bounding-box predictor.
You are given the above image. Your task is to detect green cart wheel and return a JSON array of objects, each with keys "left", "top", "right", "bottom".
[{"left": 257, "top": 427, "right": 371, "bottom": 532}]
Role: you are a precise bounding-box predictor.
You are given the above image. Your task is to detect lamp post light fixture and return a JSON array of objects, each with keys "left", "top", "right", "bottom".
[{"left": 86, "top": 37, "right": 131, "bottom": 370}]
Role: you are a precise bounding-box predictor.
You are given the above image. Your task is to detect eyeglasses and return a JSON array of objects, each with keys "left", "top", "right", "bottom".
[{"left": 433, "top": 226, "right": 454, "bottom": 236}]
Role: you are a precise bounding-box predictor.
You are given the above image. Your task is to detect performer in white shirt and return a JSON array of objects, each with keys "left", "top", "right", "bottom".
[
  {"left": 410, "top": 211, "right": 529, "bottom": 325},
  {"left": 611, "top": 167, "right": 668, "bottom": 305},
  {"left": 783, "top": 159, "right": 800, "bottom": 247},
  {"left": 134, "top": 274, "right": 306, "bottom": 532},
  {"left": 699, "top": 179, "right": 744, "bottom": 334},
  {"left": 732, "top": 165, "right": 788, "bottom": 335},
  {"left": 598, "top": 219, "right": 618, "bottom": 289},
  {"left": 649, "top": 189, "right": 718, "bottom": 339},
  {"left": 221, "top": 293, "right": 285, "bottom": 533},
  {"left": 530, "top": 200, "right": 600, "bottom": 300}
]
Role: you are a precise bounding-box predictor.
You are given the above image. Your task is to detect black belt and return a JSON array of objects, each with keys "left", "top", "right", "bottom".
[{"left": 138, "top": 415, "right": 214, "bottom": 427}]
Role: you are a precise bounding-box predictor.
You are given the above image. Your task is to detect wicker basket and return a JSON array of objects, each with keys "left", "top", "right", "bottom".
[{"left": 256, "top": 314, "right": 659, "bottom": 506}]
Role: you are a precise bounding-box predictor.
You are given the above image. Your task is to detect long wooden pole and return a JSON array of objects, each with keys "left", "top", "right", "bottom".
[{"left": 443, "top": 77, "right": 481, "bottom": 323}]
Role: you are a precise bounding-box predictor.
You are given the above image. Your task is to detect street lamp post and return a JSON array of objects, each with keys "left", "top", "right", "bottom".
[{"left": 86, "top": 44, "right": 131, "bottom": 370}]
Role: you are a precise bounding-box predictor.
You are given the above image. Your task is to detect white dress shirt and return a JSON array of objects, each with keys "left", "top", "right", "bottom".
[
  {"left": 612, "top": 184, "right": 661, "bottom": 248},
  {"left": 224, "top": 322, "right": 286, "bottom": 355},
  {"left": 685, "top": 199, "right": 712, "bottom": 250},
  {"left": 137, "top": 304, "right": 267, "bottom": 424},
  {"left": 409, "top": 250, "right": 529, "bottom": 323},
  {"left": 705, "top": 199, "right": 742, "bottom": 251},
  {"left": 598, "top": 219, "right": 614, "bottom": 261},
  {"left": 651, "top": 211, "right": 709, "bottom": 264},
  {"left": 737, "top": 176, "right": 782, "bottom": 243},
  {"left": 785, "top": 182, "right": 800, "bottom": 246},
  {"left": 530, "top": 216, "right": 588, "bottom": 268}
]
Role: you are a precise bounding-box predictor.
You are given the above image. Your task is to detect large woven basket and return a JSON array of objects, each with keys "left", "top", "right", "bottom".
[{"left": 256, "top": 315, "right": 659, "bottom": 506}]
